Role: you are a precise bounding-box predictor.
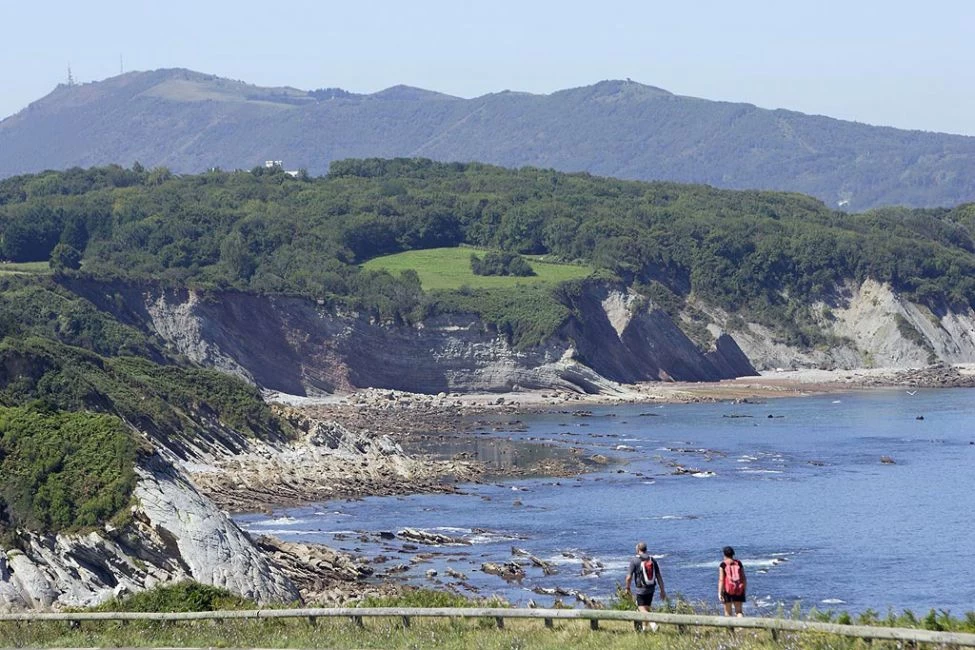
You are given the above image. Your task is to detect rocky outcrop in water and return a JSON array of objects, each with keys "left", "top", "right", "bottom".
[{"left": 255, "top": 537, "right": 379, "bottom": 605}]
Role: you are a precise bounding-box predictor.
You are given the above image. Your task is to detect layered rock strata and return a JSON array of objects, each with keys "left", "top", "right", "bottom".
[
  {"left": 66, "top": 279, "right": 758, "bottom": 397},
  {"left": 0, "top": 454, "right": 298, "bottom": 611}
]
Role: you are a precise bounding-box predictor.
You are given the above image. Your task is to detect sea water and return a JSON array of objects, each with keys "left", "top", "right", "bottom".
[{"left": 237, "top": 388, "right": 975, "bottom": 615}]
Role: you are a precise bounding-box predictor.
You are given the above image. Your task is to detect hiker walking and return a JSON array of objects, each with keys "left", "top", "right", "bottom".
[
  {"left": 625, "top": 541, "right": 666, "bottom": 630},
  {"left": 719, "top": 546, "right": 746, "bottom": 616}
]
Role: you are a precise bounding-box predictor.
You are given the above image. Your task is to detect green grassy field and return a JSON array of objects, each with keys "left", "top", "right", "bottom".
[
  {"left": 0, "top": 261, "right": 50, "bottom": 275},
  {"left": 361, "top": 247, "right": 593, "bottom": 291}
]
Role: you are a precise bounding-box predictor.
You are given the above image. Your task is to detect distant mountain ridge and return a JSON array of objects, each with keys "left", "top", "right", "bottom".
[{"left": 2, "top": 68, "right": 974, "bottom": 210}]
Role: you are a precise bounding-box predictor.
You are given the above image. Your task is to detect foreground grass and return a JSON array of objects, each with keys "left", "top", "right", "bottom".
[
  {"left": 0, "top": 617, "right": 921, "bottom": 650},
  {"left": 8, "top": 586, "right": 968, "bottom": 649},
  {"left": 361, "top": 247, "right": 593, "bottom": 290}
]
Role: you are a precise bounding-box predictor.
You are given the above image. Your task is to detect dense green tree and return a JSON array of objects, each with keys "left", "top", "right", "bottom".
[
  {"left": 49, "top": 243, "right": 82, "bottom": 272},
  {"left": 2, "top": 160, "right": 974, "bottom": 346}
]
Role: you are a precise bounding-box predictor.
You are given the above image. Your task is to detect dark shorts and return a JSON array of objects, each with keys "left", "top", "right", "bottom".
[
  {"left": 635, "top": 585, "right": 656, "bottom": 607},
  {"left": 722, "top": 591, "right": 746, "bottom": 603}
]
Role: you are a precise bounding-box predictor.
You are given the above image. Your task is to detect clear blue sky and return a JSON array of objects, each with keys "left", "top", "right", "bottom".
[{"left": 2, "top": 0, "right": 973, "bottom": 135}]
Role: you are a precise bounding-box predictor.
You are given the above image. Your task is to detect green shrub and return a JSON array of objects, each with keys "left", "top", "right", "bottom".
[
  {"left": 359, "top": 588, "right": 483, "bottom": 609},
  {"left": 428, "top": 285, "right": 570, "bottom": 349},
  {"left": 470, "top": 251, "right": 536, "bottom": 277},
  {"left": 94, "top": 582, "right": 255, "bottom": 612},
  {"left": 0, "top": 406, "right": 139, "bottom": 533}
]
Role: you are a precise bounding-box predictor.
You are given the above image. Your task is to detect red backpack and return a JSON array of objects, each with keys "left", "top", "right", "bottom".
[{"left": 723, "top": 559, "right": 745, "bottom": 596}]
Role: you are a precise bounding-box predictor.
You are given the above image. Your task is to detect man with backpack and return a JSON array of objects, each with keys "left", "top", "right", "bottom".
[
  {"left": 625, "top": 541, "right": 667, "bottom": 630},
  {"left": 719, "top": 545, "right": 747, "bottom": 616}
]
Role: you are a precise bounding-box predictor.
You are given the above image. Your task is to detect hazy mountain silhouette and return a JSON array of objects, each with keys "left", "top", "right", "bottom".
[{"left": 2, "top": 68, "right": 974, "bottom": 210}]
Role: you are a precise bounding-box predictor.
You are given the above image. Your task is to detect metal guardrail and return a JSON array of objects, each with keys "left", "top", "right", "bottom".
[{"left": 3, "top": 607, "right": 975, "bottom": 646}]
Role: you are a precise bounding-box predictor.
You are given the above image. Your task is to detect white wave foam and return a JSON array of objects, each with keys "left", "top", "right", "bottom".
[
  {"left": 247, "top": 516, "right": 307, "bottom": 527},
  {"left": 468, "top": 531, "right": 524, "bottom": 544},
  {"left": 599, "top": 559, "right": 631, "bottom": 571},
  {"left": 742, "top": 557, "right": 790, "bottom": 567},
  {"left": 683, "top": 556, "right": 784, "bottom": 569},
  {"left": 821, "top": 598, "right": 846, "bottom": 604},
  {"left": 545, "top": 555, "right": 583, "bottom": 565},
  {"left": 242, "top": 529, "right": 322, "bottom": 536},
  {"left": 692, "top": 471, "right": 716, "bottom": 478}
]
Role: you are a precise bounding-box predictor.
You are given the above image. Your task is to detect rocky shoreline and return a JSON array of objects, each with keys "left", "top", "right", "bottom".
[
  {"left": 182, "top": 364, "right": 975, "bottom": 606},
  {"left": 200, "top": 364, "right": 975, "bottom": 514},
  {"left": 188, "top": 408, "right": 485, "bottom": 514}
]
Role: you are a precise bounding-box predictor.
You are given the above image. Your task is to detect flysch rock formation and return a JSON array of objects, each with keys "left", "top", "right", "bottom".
[
  {"left": 188, "top": 410, "right": 481, "bottom": 512},
  {"left": 721, "top": 279, "right": 975, "bottom": 371},
  {"left": 0, "top": 453, "right": 298, "bottom": 611},
  {"left": 64, "top": 278, "right": 758, "bottom": 398}
]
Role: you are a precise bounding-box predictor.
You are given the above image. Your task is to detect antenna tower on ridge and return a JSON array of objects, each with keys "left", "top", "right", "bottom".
[{"left": 67, "top": 65, "right": 75, "bottom": 87}]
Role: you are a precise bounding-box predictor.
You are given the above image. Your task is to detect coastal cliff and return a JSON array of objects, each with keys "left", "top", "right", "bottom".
[
  {"left": 65, "top": 279, "right": 758, "bottom": 397},
  {"left": 0, "top": 453, "right": 298, "bottom": 611},
  {"left": 56, "top": 276, "right": 975, "bottom": 392},
  {"left": 723, "top": 279, "right": 975, "bottom": 371}
]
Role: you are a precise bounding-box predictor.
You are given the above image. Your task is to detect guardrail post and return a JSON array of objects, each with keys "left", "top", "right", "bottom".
[
  {"left": 495, "top": 616, "right": 504, "bottom": 629},
  {"left": 307, "top": 616, "right": 317, "bottom": 627},
  {"left": 401, "top": 615, "right": 411, "bottom": 628},
  {"left": 633, "top": 620, "right": 641, "bottom": 632},
  {"left": 590, "top": 618, "right": 599, "bottom": 630},
  {"left": 351, "top": 615, "right": 363, "bottom": 628},
  {"left": 678, "top": 624, "right": 687, "bottom": 634},
  {"left": 544, "top": 617, "right": 553, "bottom": 629}
]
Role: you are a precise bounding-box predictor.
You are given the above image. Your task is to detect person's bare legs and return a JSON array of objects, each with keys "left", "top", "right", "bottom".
[
  {"left": 734, "top": 602, "right": 744, "bottom": 617},
  {"left": 723, "top": 601, "right": 733, "bottom": 616}
]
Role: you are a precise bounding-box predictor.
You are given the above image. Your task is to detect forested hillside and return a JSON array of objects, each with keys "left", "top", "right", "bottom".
[
  {"left": 2, "top": 160, "right": 975, "bottom": 349},
  {"left": 2, "top": 69, "right": 974, "bottom": 210},
  {"left": 3, "top": 158, "right": 975, "bottom": 530}
]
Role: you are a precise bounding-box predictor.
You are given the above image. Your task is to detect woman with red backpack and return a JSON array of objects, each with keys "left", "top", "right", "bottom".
[{"left": 719, "top": 545, "right": 747, "bottom": 616}]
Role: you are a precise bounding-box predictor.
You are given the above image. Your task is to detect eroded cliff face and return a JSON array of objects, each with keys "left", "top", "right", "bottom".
[
  {"left": 0, "top": 454, "right": 298, "bottom": 611},
  {"left": 568, "top": 289, "right": 756, "bottom": 382},
  {"left": 66, "top": 279, "right": 757, "bottom": 397},
  {"left": 722, "top": 279, "right": 975, "bottom": 370},
  {"left": 68, "top": 276, "right": 975, "bottom": 390}
]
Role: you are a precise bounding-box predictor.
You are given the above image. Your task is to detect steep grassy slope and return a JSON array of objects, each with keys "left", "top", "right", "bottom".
[
  {"left": 0, "top": 276, "right": 294, "bottom": 460},
  {"left": 2, "top": 70, "right": 974, "bottom": 209},
  {"left": 0, "top": 406, "right": 140, "bottom": 536}
]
